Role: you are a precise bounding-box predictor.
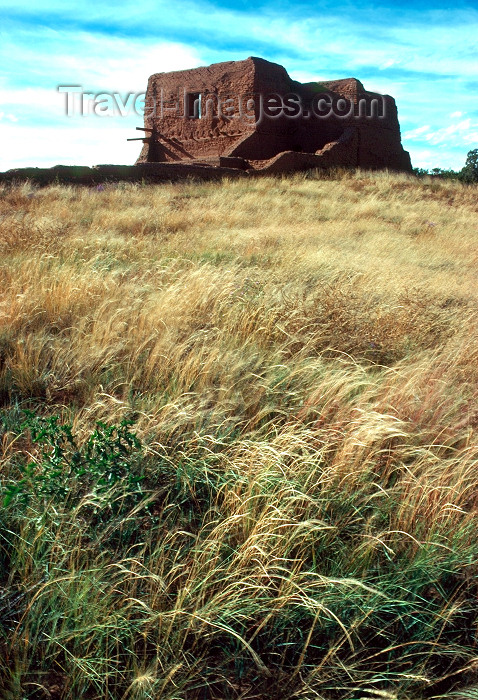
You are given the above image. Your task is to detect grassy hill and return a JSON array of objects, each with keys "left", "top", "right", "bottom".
[{"left": 1, "top": 170, "right": 478, "bottom": 700}]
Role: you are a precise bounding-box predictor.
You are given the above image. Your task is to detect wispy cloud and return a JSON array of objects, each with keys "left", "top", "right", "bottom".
[
  {"left": 422, "top": 119, "right": 478, "bottom": 147},
  {"left": 403, "top": 126, "right": 431, "bottom": 140}
]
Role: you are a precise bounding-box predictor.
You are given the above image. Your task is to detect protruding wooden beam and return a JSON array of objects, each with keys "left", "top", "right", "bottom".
[
  {"left": 127, "top": 137, "right": 151, "bottom": 142},
  {"left": 136, "top": 127, "right": 153, "bottom": 132}
]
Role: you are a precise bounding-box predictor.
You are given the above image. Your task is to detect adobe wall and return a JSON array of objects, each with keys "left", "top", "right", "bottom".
[
  {"left": 137, "top": 58, "right": 257, "bottom": 163},
  {"left": 136, "top": 57, "right": 412, "bottom": 172}
]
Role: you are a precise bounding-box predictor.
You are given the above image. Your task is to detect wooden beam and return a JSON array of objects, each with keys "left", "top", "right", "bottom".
[
  {"left": 136, "top": 127, "right": 153, "bottom": 132},
  {"left": 127, "top": 137, "right": 151, "bottom": 142}
]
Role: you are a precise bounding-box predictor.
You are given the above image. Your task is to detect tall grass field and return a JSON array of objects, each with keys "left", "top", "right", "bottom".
[{"left": 1, "top": 170, "right": 478, "bottom": 700}]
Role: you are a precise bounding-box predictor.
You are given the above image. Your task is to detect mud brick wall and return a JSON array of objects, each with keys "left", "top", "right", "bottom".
[{"left": 137, "top": 57, "right": 411, "bottom": 172}]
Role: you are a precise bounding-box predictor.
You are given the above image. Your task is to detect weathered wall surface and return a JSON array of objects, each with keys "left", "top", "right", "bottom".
[
  {"left": 137, "top": 58, "right": 257, "bottom": 163},
  {"left": 136, "top": 57, "right": 412, "bottom": 172}
]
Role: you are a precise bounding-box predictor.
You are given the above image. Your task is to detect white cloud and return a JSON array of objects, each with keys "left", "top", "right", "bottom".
[
  {"left": 0, "top": 112, "right": 19, "bottom": 123},
  {"left": 463, "top": 131, "right": 478, "bottom": 144},
  {"left": 403, "top": 125, "right": 431, "bottom": 139},
  {"left": 0, "top": 87, "right": 65, "bottom": 111},
  {"left": 409, "top": 146, "right": 465, "bottom": 171},
  {"left": 1, "top": 33, "right": 201, "bottom": 94},
  {"left": 0, "top": 36, "right": 202, "bottom": 170},
  {"left": 422, "top": 118, "right": 475, "bottom": 145},
  {"left": 380, "top": 60, "right": 397, "bottom": 70},
  {"left": 0, "top": 122, "right": 141, "bottom": 171}
]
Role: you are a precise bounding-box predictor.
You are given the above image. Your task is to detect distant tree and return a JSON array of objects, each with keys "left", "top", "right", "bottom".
[
  {"left": 460, "top": 148, "right": 478, "bottom": 183},
  {"left": 413, "top": 166, "right": 460, "bottom": 180},
  {"left": 430, "top": 167, "right": 460, "bottom": 179},
  {"left": 413, "top": 167, "right": 430, "bottom": 178}
]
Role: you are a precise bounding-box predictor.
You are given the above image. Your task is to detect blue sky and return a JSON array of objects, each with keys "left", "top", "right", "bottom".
[{"left": 0, "top": 0, "right": 477, "bottom": 171}]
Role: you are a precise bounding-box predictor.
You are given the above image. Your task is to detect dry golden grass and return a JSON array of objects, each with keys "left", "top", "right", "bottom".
[{"left": 0, "top": 170, "right": 478, "bottom": 700}]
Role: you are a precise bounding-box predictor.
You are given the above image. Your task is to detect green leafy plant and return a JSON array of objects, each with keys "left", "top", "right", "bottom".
[{"left": 2, "top": 412, "right": 144, "bottom": 509}]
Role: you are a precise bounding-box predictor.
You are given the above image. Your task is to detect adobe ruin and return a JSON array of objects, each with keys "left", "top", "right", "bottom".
[{"left": 135, "top": 57, "right": 412, "bottom": 173}]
